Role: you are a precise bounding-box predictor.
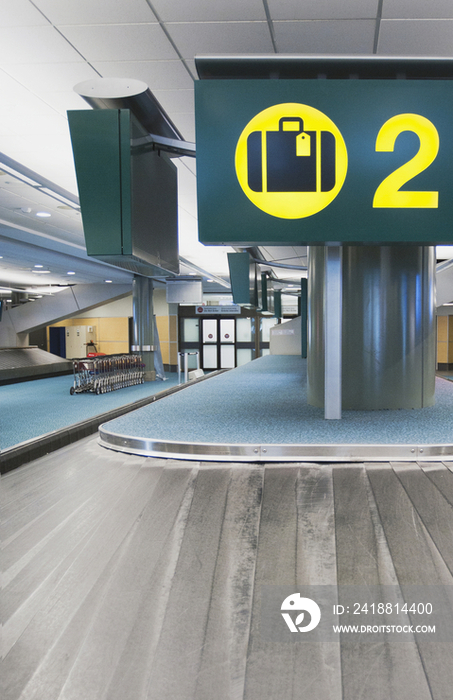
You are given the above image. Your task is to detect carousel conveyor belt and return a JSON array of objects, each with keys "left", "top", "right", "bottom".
[{"left": 2, "top": 435, "right": 453, "bottom": 700}]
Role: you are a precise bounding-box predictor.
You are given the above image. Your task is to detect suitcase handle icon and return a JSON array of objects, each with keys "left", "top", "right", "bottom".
[{"left": 247, "top": 117, "right": 336, "bottom": 193}]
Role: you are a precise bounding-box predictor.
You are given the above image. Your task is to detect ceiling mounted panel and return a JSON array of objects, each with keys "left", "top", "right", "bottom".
[
  {"left": 382, "top": 0, "right": 453, "bottom": 20},
  {"left": 378, "top": 19, "right": 453, "bottom": 55},
  {"left": 150, "top": 0, "right": 267, "bottom": 22},
  {"left": 92, "top": 59, "right": 193, "bottom": 90},
  {"left": 268, "top": 0, "right": 379, "bottom": 21},
  {"left": 165, "top": 22, "right": 275, "bottom": 58},
  {"left": 32, "top": 0, "right": 156, "bottom": 25},
  {"left": 273, "top": 19, "right": 376, "bottom": 53},
  {"left": 59, "top": 24, "right": 178, "bottom": 62}
]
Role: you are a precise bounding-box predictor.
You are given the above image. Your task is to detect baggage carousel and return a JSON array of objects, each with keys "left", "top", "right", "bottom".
[
  {"left": 99, "top": 355, "right": 453, "bottom": 463},
  {"left": 3, "top": 436, "right": 453, "bottom": 700}
]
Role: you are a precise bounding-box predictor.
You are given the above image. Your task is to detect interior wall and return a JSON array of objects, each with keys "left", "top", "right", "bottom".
[
  {"left": 437, "top": 315, "right": 453, "bottom": 369},
  {"left": 46, "top": 288, "right": 178, "bottom": 367},
  {"left": 154, "top": 287, "right": 178, "bottom": 368}
]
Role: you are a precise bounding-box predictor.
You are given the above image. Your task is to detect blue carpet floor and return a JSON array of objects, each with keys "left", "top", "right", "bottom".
[
  {"left": 102, "top": 356, "right": 453, "bottom": 446},
  {"left": 0, "top": 373, "right": 179, "bottom": 450}
]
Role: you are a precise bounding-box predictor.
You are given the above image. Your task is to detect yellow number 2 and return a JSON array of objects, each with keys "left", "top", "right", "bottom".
[{"left": 373, "top": 113, "right": 439, "bottom": 209}]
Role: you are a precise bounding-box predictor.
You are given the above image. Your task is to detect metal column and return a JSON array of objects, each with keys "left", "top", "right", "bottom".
[
  {"left": 132, "top": 275, "right": 156, "bottom": 382},
  {"left": 324, "top": 245, "right": 342, "bottom": 419},
  {"left": 308, "top": 245, "right": 435, "bottom": 412}
]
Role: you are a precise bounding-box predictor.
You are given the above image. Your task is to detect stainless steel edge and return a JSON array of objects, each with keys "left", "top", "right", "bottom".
[{"left": 98, "top": 425, "right": 453, "bottom": 463}]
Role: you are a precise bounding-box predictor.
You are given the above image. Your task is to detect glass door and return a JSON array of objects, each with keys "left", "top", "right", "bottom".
[
  {"left": 202, "top": 318, "right": 218, "bottom": 369},
  {"left": 201, "top": 317, "right": 237, "bottom": 369},
  {"left": 220, "top": 318, "right": 235, "bottom": 368}
]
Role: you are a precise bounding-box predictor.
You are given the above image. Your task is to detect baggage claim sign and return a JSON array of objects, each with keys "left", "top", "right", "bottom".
[{"left": 194, "top": 79, "right": 451, "bottom": 245}]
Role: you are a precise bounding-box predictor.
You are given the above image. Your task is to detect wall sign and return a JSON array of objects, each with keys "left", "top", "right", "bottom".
[
  {"left": 195, "top": 79, "right": 452, "bottom": 245},
  {"left": 195, "top": 305, "right": 241, "bottom": 315}
]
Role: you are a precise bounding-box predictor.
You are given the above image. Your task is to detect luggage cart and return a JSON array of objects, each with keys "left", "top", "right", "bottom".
[
  {"left": 70, "top": 354, "right": 145, "bottom": 394},
  {"left": 70, "top": 357, "right": 96, "bottom": 394}
]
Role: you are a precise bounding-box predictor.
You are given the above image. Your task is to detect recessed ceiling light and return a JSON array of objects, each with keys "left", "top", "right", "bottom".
[
  {"left": 36, "top": 211, "right": 51, "bottom": 218},
  {"left": 105, "top": 279, "right": 113, "bottom": 283},
  {"left": 34, "top": 264, "right": 43, "bottom": 268},
  {"left": 32, "top": 269, "right": 51, "bottom": 274},
  {"left": 67, "top": 271, "right": 76, "bottom": 275}
]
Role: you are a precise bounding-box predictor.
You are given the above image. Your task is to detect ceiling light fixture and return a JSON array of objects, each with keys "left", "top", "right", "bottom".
[
  {"left": 67, "top": 271, "right": 76, "bottom": 275},
  {"left": 32, "top": 269, "right": 51, "bottom": 274},
  {"left": 34, "top": 264, "right": 43, "bottom": 268},
  {"left": 36, "top": 211, "right": 51, "bottom": 218},
  {"left": 105, "top": 279, "right": 112, "bottom": 283}
]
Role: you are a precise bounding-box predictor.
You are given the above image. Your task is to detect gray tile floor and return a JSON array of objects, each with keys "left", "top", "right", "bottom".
[{"left": 2, "top": 438, "right": 453, "bottom": 699}]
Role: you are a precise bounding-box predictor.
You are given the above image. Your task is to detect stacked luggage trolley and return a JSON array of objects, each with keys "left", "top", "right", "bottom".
[{"left": 70, "top": 354, "right": 145, "bottom": 395}]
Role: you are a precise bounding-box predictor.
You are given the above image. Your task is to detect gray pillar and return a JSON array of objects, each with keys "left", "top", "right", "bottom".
[
  {"left": 132, "top": 275, "right": 156, "bottom": 382},
  {"left": 308, "top": 245, "right": 435, "bottom": 411},
  {"left": 324, "top": 245, "right": 342, "bottom": 419},
  {"left": 300, "top": 278, "right": 308, "bottom": 359}
]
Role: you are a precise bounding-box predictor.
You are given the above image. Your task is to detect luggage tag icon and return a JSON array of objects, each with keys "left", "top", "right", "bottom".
[
  {"left": 246, "top": 116, "right": 336, "bottom": 194},
  {"left": 296, "top": 131, "right": 311, "bottom": 157}
]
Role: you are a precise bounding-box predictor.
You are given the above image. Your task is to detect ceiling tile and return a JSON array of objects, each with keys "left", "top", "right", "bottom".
[
  {"left": 152, "top": 89, "right": 194, "bottom": 115},
  {"left": 2, "top": 62, "right": 99, "bottom": 93},
  {"left": 32, "top": 0, "right": 155, "bottom": 25},
  {"left": 0, "top": 0, "right": 48, "bottom": 26},
  {"left": 268, "top": 0, "right": 379, "bottom": 20},
  {"left": 378, "top": 19, "right": 453, "bottom": 55},
  {"left": 171, "top": 113, "right": 196, "bottom": 142},
  {"left": 0, "top": 133, "right": 29, "bottom": 153},
  {"left": 383, "top": 0, "right": 453, "bottom": 19},
  {"left": 273, "top": 19, "right": 376, "bottom": 53},
  {"left": 42, "top": 91, "right": 91, "bottom": 117},
  {"left": 59, "top": 23, "right": 179, "bottom": 61},
  {"left": 151, "top": 0, "right": 266, "bottom": 22},
  {"left": 165, "top": 22, "right": 274, "bottom": 58},
  {"left": 92, "top": 60, "right": 193, "bottom": 90},
  {"left": 0, "top": 26, "right": 83, "bottom": 64}
]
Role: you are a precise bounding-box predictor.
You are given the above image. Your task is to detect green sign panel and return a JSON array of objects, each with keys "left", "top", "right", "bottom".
[{"left": 195, "top": 79, "right": 453, "bottom": 245}]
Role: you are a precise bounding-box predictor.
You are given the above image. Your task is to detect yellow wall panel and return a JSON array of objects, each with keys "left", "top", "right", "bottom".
[
  {"left": 169, "top": 315, "right": 178, "bottom": 341},
  {"left": 438, "top": 316, "right": 448, "bottom": 341},
  {"left": 98, "top": 341, "right": 129, "bottom": 355},
  {"left": 438, "top": 342, "right": 448, "bottom": 363},
  {"left": 99, "top": 317, "right": 128, "bottom": 342},
  {"left": 160, "top": 341, "right": 170, "bottom": 364},
  {"left": 169, "top": 343, "right": 178, "bottom": 365},
  {"left": 156, "top": 315, "right": 169, "bottom": 342}
]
